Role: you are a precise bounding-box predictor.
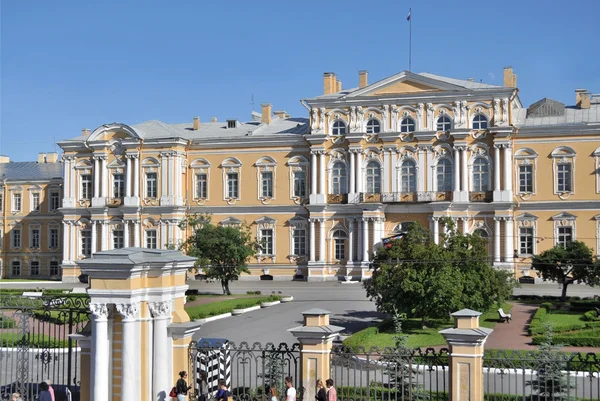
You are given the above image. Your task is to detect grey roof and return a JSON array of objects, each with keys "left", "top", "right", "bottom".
[
  {"left": 417, "top": 72, "right": 501, "bottom": 90},
  {"left": 0, "top": 161, "right": 63, "bottom": 181},
  {"left": 526, "top": 98, "right": 565, "bottom": 117},
  {"left": 451, "top": 308, "right": 482, "bottom": 317},
  {"left": 78, "top": 247, "right": 197, "bottom": 265},
  {"left": 302, "top": 308, "right": 332, "bottom": 315},
  {"left": 515, "top": 95, "right": 600, "bottom": 127}
]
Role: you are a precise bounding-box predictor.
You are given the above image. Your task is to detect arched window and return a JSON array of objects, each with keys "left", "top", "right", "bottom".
[
  {"left": 331, "top": 162, "right": 347, "bottom": 195},
  {"left": 366, "top": 119, "right": 381, "bottom": 134},
  {"left": 472, "top": 157, "right": 489, "bottom": 191},
  {"left": 332, "top": 230, "right": 347, "bottom": 261},
  {"left": 473, "top": 114, "right": 488, "bottom": 130},
  {"left": 332, "top": 120, "right": 347, "bottom": 136},
  {"left": 365, "top": 161, "right": 381, "bottom": 194},
  {"left": 400, "top": 117, "right": 416, "bottom": 133},
  {"left": 473, "top": 228, "right": 490, "bottom": 254},
  {"left": 436, "top": 116, "right": 452, "bottom": 132},
  {"left": 400, "top": 160, "right": 416, "bottom": 192},
  {"left": 436, "top": 159, "right": 453, "bottom": 191}
]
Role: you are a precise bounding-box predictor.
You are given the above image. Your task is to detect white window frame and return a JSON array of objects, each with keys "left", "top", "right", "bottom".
[
  {"left": 0, "top": 227, "right": 3, "bottom": 250},
  {"left": 595, "top": 215, "right": 600, "bottom": 257},
  {"left": 365, "top": 118, "right": 381, "bottom": 134},
  {"left": 30, "top": 259, "right": 40, "bottom": 276},
  {"left": 11, "top": 226, "right": 22, "bottom": 249},
  {"left": 49, "top": 259, "right": 60, "bottom": 276},
  {"left": 80, "top": 173, "right": 93, "bottom": 200},
  {"left": 81, "top": 229, "right": 92, "bottom": 257},
  {"left": 472, "top": 114, "right": 489, "bottom": 130},
  {"left": 331, "top": 120, "right": 347, "bottom": 136},
  {"left": 146, "top": 229, "right": 158, "bottom": 249},
  {"left": 331, "top": 229, "right": 347, "bottom": 262},
  {"left": 435, "top": 158, "right": 453, "bottom": 192},
  {"left": 288, "top": 217, "right": 308, "bottom": 259},
  {"left": 365, "top": 160, "right": 382, "bottom": 194},
  {"left": 468, "top": 146, "right": 493, "bottom": 192},
  {"left": 145, "top": 172, "right": 158, "bottom": 199},
  {"left": 222, "top": 158, "right": 242, "bottom": 203},
  {"left": 0, "top": 190, "right": 3, "bottom": 212},
  {"left": 400, "top": 158, "right": 417, "bottom": 193},
  {"left": 551, "top": 147, "right": 576, "bottom": 197},
  {"left": 330, "top": 160, "right": 348, "bottom": 195},
  {"left": 287, "top": 156, "right": 308, "bottom": 201},
  {"left": 436, "top": 115, "right": 452, "bottom": 132},
  {"left": 516, "top": 213, "right": 538, "bottom": 257},
  {"left": 112, "top": 172, "right": 125, "bottom": 198},
  {"left": 256, "top": 217, "right": 276, "bottom": 261},
  {"left": 12, "top": 191, "right": 22, "bottom": 213},
  {"left": 141, "top": 157, "right": 160, "bottom": 201},
  {"left": 256, "top": 157, "right": 277, "bottom": 202},
  {"left": 514, "top": 148, "right": 538, "bottom": 196},
  {"left": 49, "top": 188, "right": 61, "bottom": 211},
  {"left": 113, "top": 229, "right": 124, "bottom": 249},
  {"left": 11, "top": 259, "right": 21, "bottom": 277},
  {"left": 48, "top": 225, "right": 60, "bottom": 250},
  {"left": 31, "top": 192, "right": 41, "bottom": 213},
  {"left": 74, "top": 160, "right": 93, "bottom": 202},
  {"left": 190, "top": 159, "right": 211, "bottom": 203},
  {"left": 552, "top": 212, "right": 576, "bottom": 248},
  {"left": 30, "top": 224, "right": 41, "bottom": 250},
  {"left": 400, "top": 117, "right": 416, "bottom": 133},
  {"left": 594, "top": 147, "right": 600, "bottom": 194}
]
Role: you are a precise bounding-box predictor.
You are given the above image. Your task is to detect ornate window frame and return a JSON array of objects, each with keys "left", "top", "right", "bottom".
[
  {"left": 432, "top": 144, "right": 454, "bottom": 192},
  {"left": 76, "top": 218, "right": 92, "bottom": 259},
  {"left": 48, "top": 185, "right": 61, "bottom": 213},
  {"left": 143, "top": 218, "right": 159, "bottom": 249},
  {"left": 326, "top": 109, "right": 349, "bottom": 137},
  {"left": 221, "top": 157, "right": 242, "bottom": 204},
  {"left": 219, "top": 217, "right": 242, "bottom": 227},
  {"left": 330, "top": 228, "right": 348, "bottom": 263},
  {"left": 287, "top": 156, "right": 308, "bottom": 204},
  {"left": 74, "top": 160, "right": 93, "bottom": 206},
  {"left": 256, "top": 216, "right": 276, "bottom": 262},
  {"left": 467, "top": 103, "right": 492, "bottom": 129},
  {"left": 29, "top": 185, "right": 42, "bottom": 214},
  {"left": 106, "top": 158, "right": 126, "bottom": 201},
  {"left": 29, "top": 221, "right": 41, "bottom": 251},
  {"left": 552, "top": 212, "right": 576, "bottom": 248},
  {"left": 551, "top": 146, "right": 576, "bottom": 198},
  {"left": 10, "top": 185, "right": 23, "bottom": 214},
  {"left": 10, "top": 222, "right": 22, "bottom": 250},
  {"left": 593, "top": 147, "right": 600, "bottom": 194},
  {"left": 48, "top": 223, "right": 60, "bottom": 252},
  {"left": 255, "top": 156, "right": 277, "bottom": 204},
  {"left": 364, "top": 158, "right": 382, "bottom": 194},
  {"left": 141, "top": 157, "right": 160, "bottom": 205},
  {"left": 516, "top": 213, "right": 538, "bottom": 257},
  {"left": 395, "top": 106, "right": 419, "bottom": 132},
  {"left": 30, "top": 257, "right": 40, "bottom": 276},
  {"left": 365, "top": 117, "right": 382, "bottom": 134},
  {"left": 288, "top": 217, "right": 308, "bottom": 262},
  {"left": 109, "top": 219, "right": 125, "bottom": 249},
  {"left": 468, "top": 145, "right": 493, "bottom": 192},
  {"left": 190, "top": 158, "right": 211, "bottom": 205},
  {"left": 328, "top": 150, "right": 348, "bottom": 195},
  {"left": 514, "top": 148, "right": 538, "bottom": 197}
]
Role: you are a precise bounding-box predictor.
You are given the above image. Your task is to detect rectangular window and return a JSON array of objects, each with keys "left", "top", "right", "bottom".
[
  {"left": 113, "top": 230, "right": 124, "bottom": 249},
  {"left": 557, "top": 164, "right": 572, "bottom": 192},
  {"left": 81, "top": 231, "right": 91, "bottom": 257},
  {"left": 227, "top": 173, "right": 239, "bottom": 199},
  {"left": 50, "top": 191, "right": 60, "bottom": 211},
  {"left": 0, "top": 193, "right": 3, "bottom": 212},
  {"left": 12, "top": 229, "right": 21, "bottom": 248},
  {"left": 49, "top": 261, "right": 60, "bottom": 276},
  {"left": 196, "top": 173, "right": 207, "bottom": 198},
  {"left": 146, "top": 173, "right": 157, "bottom": 198},
  {"left": 519, "top": 165, "right": 533, "bottom": 193},
  {"left": 260, "top": 229, "right": 273, "bottom": 255},
  {"left": 30, "top": 261, "right": 40, "bottom": 276},
  {"left": 519, "top": 227, "right": 534, "bottom": 255},
  {"left": 113, "top": 174, "right": 125, "bottom": 198},
  {"left": 557, "top": 226, "right": 573, "bottom": 248},
  {"left": 293, "top": 229, "right": 306, "bottom": 255},
  {"left": 81, "top": 174, "right": 92, "bottom": 200},
  {"left": 50, "top": 228, "right": 60, "bottom": 248},
  {"left": 11, "top": 261, "right": 20, "bottom": 276},
  {"left": 261, "top": 172, "right": 273, "bottom": 198},
  {"left": 13, "top": 193, "right": 21, "bottom": 212},
  {"left": 0, "top": 231, "right": 3, "bottom": 249},
  {"left": 334, "top": 238, "right": 345, "bottom": 260},
  {"left": 293, "top": 171, "right": 306, "bottom": 197},
  {"left": 146, "top": 230, "right": 157, "bottom": 249},
  {"left": 32, "top": 193, "right": 40, "bottom": 211},
  {"left": 31, "top": 228, "right": 40, "bottom": 249}
]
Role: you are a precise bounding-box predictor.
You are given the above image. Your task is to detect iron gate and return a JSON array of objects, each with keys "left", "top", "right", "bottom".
[{"left": 0, "top": 294, "right": 90, "bottom": 401}]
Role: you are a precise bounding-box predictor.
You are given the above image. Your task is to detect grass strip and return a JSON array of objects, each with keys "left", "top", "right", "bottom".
[{"left": 185, "top": 295, "right": 279, "bottom": 320}]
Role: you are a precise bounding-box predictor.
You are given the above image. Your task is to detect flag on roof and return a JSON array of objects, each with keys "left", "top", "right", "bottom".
[{"left": 407, "top": 10, "right": 411, "bottom": 21}]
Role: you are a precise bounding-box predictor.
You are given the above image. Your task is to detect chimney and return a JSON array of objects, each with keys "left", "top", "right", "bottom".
[
  {"left": 274, "top": 110, "right": 288, "bottom": 119},
  {"left": 336, "top": 79, "right": 342, "bottom": 93},
  {"left": 323, "top": 72, "right": 336, "bottom": 95},
  {"left": 193, "top": 116, "right": 200, "bottom": 130},
  {"left": 38, "top": 153, "right": 47, "bottom": 163},
  {"left": 359, "top": 70, "right": 368, "bottom": 88},
  {"left": 576, "top": 90, "right": 591, "bottom": 109},
  {"left": 211, "top": 117, "right": 218, "bottom": 123},
  {"left": 81, "top": 128, "right": 91, "bottom": 137},
  {"left": 46, "top": 152, "right": 58, "bottom": 163},
  {"left": 503, "top": 66, "right": 517, "bottom": 87},
  {"left": 0, "top": 156, "right": 9, "bottom": 164},
  {"left": 467, "top": 78, "right": 474, "bottom": 82},
  {"left": 261, "top": 103, "right": 272, "bottom": 124}
]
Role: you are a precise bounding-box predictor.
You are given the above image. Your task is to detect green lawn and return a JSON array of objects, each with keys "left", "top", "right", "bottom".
[
  {"left": 343, "top": 303, "right": 514, "bottom": 350},
  {"left": 0, "top": 332, "right": 69, "bottom": 348},
  {"left": 184, "top": 295, "right": 279, "bottom": 320}
]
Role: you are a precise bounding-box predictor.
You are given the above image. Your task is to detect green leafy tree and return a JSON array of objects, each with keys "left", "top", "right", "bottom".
[
  {"left": 531, "top": 241, "right": 599, "bottom": 299},
  {"left": 364, "top": 220, "right": 514, "bottom": 324},
  {"left": 180, "top": 215, "right": 259, "bottom": 295},
  {"left": 260, "top": 350, "right": 286, "bottom": 399}
]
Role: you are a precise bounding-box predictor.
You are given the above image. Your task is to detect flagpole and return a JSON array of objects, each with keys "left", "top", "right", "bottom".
[{"left": 409, "top": 7, "right": 412, "bottom": 72}]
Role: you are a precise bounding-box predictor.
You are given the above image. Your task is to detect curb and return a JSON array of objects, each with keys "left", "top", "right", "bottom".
[
  {"left": 232, "top": 305, "right": 261, "bottom": 316},
  {"left": 194, "top": 298, "right": 290, "bottom": 323}
]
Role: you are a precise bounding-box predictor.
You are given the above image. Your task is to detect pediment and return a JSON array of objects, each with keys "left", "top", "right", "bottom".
[
  {"left": 107, "top": 158, "right": 126, "bottom": 168},
  {"left": 552, "top": 212, "right": 577, "bottom": 221},
  {"left": 516, "top": 213, "right": 538, "bottom": 221},
  {"left": 88, "top": 123, "right": 140, "bottom": 142},
  {"left": 347, "top": 71, "right": 466, "bottom": 98}
]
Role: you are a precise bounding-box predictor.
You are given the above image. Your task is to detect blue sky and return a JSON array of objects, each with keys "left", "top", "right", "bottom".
[{"left": 1, "top": 0, "right": 599, "bottom": 161}]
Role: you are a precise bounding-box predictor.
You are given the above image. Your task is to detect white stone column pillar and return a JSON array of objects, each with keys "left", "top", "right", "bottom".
[
  {"left": 494, "top": 145, "right": 501, "bottom": 192},
  {"left": 348, "top": 218, "right": 354, "bottom": 262},
  {"left": 94, "top": 157, "right": 100, "bottom": 198},
  {"left": 432, "top": 217, "right": 440, "bottom": 245},
  {"left": 426, "top": 147, "right": 434, "bottom": 192},
  {"left": 504, "top": 217, "right": 514, "bottom": 262},
  {"left": 462, "top": 217, "right": 469, "bottom": 235},
  {"left": 126, "top": 156, "right": 132, "bottom": 197},
  {"left": 461, "top": 147, "right": 468, "bottom": 192},
  {"left": 134, "top": 220, "right": 141, "bottom": 248},
  {"left": 310, "top": 152, "right": 317, "bottom": 196},
  {"left": 133, "top": 155, "right": 140, "bottom": 198},
  {"left": 372, "top": 218, "right": 378, "bottom": 248},
  {"left": 70, "top": 223, "right": 77, "bottom": 260},
  {"left": 101, "top": 222, "right": 108, "bottom": 251},
  {"left": 318, "top": 219, "right": 325, "bottom": 263},
  {"left": 116, "top": 303, "right": 140, "bottom": 401},
  {"left": 149, "top": 301, "right": 171, "bottom": 401},
  {"left": 357, "top": 218, "right": 363, "bottom": 260},
  {"left": 504, "top": 144, "right": 513, "bottom": 195},
  {"left": 356, "top": 152, "right": 363, "bottom": 193},
  {"left": 63, "top": 157, "right": 71, "bottom": 199},
  {"left": 391, "top": 150, "right": 398, "bottom": 194},
  {"left": 91, "top": 221, "right": 97, "bottom": 255},
  {"left": 383, "top": 149, "right": 391, "bottom": 193},
  {"left": 90, "top": 304, "right": 110, "bottom": 401},
  {"left": 62, "top": 222, "right": 70, "bottom": 263},
  {"left": 123, "top": 221, "right": 130, "bottom": 248},
  {"left": 417, "top": 147, "right": 425, "bottom": 192},
  {"left": 167, "top": 153, "right": 174, "bottom": 196},
  {"left": 319, "top": 152, "right": 327, "bottom": 197},
  {"left": 160, "top": 220, "right": 167, "bottom": 249},
  {"left": 362, "top": 217, "right": 369, "bottom": 262},
  {"left": 101, "top": 157, "right": 108, "bottom": 198},
  {"left": 349, "top": 150, "right": 356, "bottom": 194},
  {"left": 160, "top": 153, "right": 168, "bottom": 198},
  {"left": 494, "top": 218, "right": 501, "bottom": 263},
  {"left": 309, "top": 219, "right": 316, "bottom": 262},
  {"left": 453, "top": 147, "right": 460, "bottom": 192}
]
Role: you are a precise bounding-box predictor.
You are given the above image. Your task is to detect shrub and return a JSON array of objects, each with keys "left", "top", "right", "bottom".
[
  {"left": 570, "top": 300, "right": 600, "bottom": 312},
  {"left": 540, "top": 302, "right": 553, "bottom": 312},
  {"left": 583, "top": 310, "right": 600, "bottom": 321},
  {"left": 254, "top": 291, "right": 261, "bottom": 295},
  {"left": 187, "top": 295, "right": 197, "bottom": 302},
  {"left": 532, "top": 329, "right": 600, "bottom": 347}
]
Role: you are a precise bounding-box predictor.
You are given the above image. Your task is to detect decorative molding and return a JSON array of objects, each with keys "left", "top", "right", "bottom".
[
  {"left": 116, "top": 302, "right": 140, "bottom": 321},
  {"left": 90, "top": 303, "right": 110, "bottom": 320},
  {"left": 148, "top": 301, "right": 172, "bottom": 318}
]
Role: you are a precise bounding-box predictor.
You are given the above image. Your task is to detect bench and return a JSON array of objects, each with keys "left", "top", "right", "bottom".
[
  {"left": 43, "top": 298, "right": 65, "bottom": 307},
  {"left": 498, "top": 308, "right": 512, "bottom": 323},
  {"left": 22, "top": 291, "right": 43, "bottom": 299}
]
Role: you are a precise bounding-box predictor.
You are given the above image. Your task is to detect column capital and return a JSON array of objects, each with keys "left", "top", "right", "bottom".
[
  {"left": 493, "top": 216, "right": 504, "bottom": 222},
  {"left": 116, "top": 302, "right": 140, "bottom": 322},
  {"left": 455, "top": 145, "right": 468, "bottom": 151},
  {"left": 148, "top": 300, "right": 172, "bottom": 318},
  {"left": 361, "top": 217, "right": 370, "bottom": 222},
  {"left": 125, "top": 153, "right": 139, "bottom": 159},
  {"left": 430, "top": 216, "right": 440, "bottom": 222},
  {"left": 90, "top": 303, "right": 110, "bottom": 321}
]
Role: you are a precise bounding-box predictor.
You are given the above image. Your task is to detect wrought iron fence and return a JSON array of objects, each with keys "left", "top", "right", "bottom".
[
  {"left": 188, "top": 340, "right": 302, "bottom": 401},
  {"left": 331, "top": 346, "right": 449, "bottom": 401},
  {"left": 483, "top": 350, "right": 600, "bottom": 401},
  {"left": 0, "top": 294, "right": 90, "bottom": 401}
]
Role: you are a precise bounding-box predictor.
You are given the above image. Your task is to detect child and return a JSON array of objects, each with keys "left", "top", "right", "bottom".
[{"left": 216, "top": 379, "right": 230, "bottom": 401}]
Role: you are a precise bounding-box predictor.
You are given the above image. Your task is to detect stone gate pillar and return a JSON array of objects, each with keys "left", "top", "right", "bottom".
[
  {"left": 288, "top": 309, "right": 343, "bottom": 401},
  {"left": 439, "top": 309, "right": 492, "bottom": 401},
  {"left": 74, "top": 248, "right": 200, "bottom": 401}
]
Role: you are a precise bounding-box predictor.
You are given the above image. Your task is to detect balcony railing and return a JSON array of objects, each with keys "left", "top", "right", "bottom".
[
  {"left": 327, "top": 194, "right": 348, "bottom": 204},
  {"left": 378, "top": 191, "right": 453, "bottom": 203},
  {"left": 359, "top": 193, "right": 382, "bottom": 203},
  {"left": 469, "top": 191, "right": 493, "bottom": 202}
]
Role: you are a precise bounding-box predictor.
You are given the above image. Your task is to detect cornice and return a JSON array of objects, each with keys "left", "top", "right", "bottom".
[{"left": 515, "top": 124, "right": 600, "bottom": 137}]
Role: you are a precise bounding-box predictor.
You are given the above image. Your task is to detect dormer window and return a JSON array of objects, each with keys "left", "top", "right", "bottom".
[
  {"left": 472, "top": 114, "right": 489, "bottom": 130},
  {"left": 332, "top": 120, "right": 347, "bottom": 136},
  {"left": 366, "top": 119, "right": 381, "bottom": 134},
  {"left": 436, "top": 116, "right": 452, "bottom": 132},
  {"left": 227, "top": 120, "right": 239, "bottom": 129},
  {"left": 400, "top": 117, "right": 416, "bottom": 133}
]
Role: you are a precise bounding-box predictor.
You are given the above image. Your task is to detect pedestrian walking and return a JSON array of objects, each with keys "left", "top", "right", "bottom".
[
  {"left": 45, "top": 379, "right": 55, "bottom": 401},
  {"left": 39, "top": 382, "right": 52, "bottom": 401},
  {"left": 270, "top": 387, "right": 279, "bottom": 401},
  {"left": 315, "top": 380, "right": 326, "bottom": 401},
  {"left": 174, "top": 371, "right": 192, "bottom": 401},
  {"left": 11, "top": 393, "right": 22, "bottom": 401},
  {"left": 216, "top": 379, "right": 230, "bottom": 401},
  {"left": 285, "top": 377, "right": 296, "bottom": 401},
  {"left": 325, "top": 379, "right": 337, "bottom": 401}
]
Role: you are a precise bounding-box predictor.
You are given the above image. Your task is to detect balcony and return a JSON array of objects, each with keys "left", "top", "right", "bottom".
[
  {"left": 359, "top": 193, "right": 382, "bottom": 203},
  {"left": 469, "top": 191, "right": 493, "bottom": 202},
  {"left": 327, "top": 194, "right": 348, "bottom": 204},
  {"left": 378, "top": 191, "right": 453, "bottom": 203}
]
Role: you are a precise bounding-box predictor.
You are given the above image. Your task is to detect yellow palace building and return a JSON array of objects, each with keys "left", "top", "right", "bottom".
[{"left": 3, "top": 67, "right": 598, "bottom": 282}]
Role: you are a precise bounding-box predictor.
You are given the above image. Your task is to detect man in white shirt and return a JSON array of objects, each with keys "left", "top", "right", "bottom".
[{"left": 285, "top": 376, "right": 296, "bottom": 401}]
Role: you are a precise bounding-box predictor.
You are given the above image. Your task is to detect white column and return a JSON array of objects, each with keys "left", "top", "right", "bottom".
[
  {"left": 318, "top": 219, "right": 325, "bottom": 263},
  {"left": 91, "top": 221, "right": 97, "bottom": 255},
  {"left": 372, "top": 218, "right": 378, "bottom": 248},
  {"left": 90, "top": 304, "right": 110, "bottom": 401},
  {"left": 63, "top": 158, "right": 71, "bottom": 199},
  {"left": 357, "top": 218, "right": 363, "bottom": 260},
  {"left": 462, "top": 217, "right": 469, "bottom": 235},
  {"left": 453, "top": 148, "right": 460, "bottom": 192},
  {"left": 101, "top": 222, "right": 108, "bottom": 251},
  {"left": 70, "top": 158, "right": 76, "bottom": 201},
  {"left": 348, "top": 219, "right": 354, "bottom": 262},
  {"left": 62, "top": 222, "right": 70, "bottom": 262},
  {"left": 426, "top": 147, "right": 433, "bottom": 192},
  {"left": 494, "top": 218, "right": 501, "bottom": 263},
  {"left": 310, "top": 152, "right": 317, "bottom": 196},
  {"left": 149, "top": 301, "right": 171, "bottom": 401},
  {"left": 160, "top": 154, "right": 168, "bottom": 197},
  {"left": 432, "top": 217, "right": 440, "bottom": 245},
  {"left": 494, "top": 145, "right": 501, "bottom": 192},
  {"left": 356, "top": 152, "right": 363, "bottom": 193},
  {"left": 123, "top": 221, "right": 130, "bottom": 248},
  {"left": 94, "top": 157, "right": 100, "bottom": 198},
  {"left": 362, "top": 218, "right": 369, "bottom": 261},
  {"left": 504, "top": 217, "right": 514, "bottom": 262},
  {"left": 383, "top": 149, "right": 390, "bottom": 193},
  {"left": 134, "top": 220, "right": 141, "bottom": 248},
  {"left": 461, "top": 147, "right": 468, "bottom": 192},
  {"left": 349, "top": 150, "right": 356, "bottom": 194},
  {"left": 417, "top": 147, "right": 425, "bottom": 192},
  {"left": 160, "top": 221, "right": 167, "bottom": 249},
  {"left": 101, "top": 157, "right": 108, "bottom": 198},
  {"left": 318, "top": 152, "right": 326, "bottom": 196},
  {"left": 504, "top": 144, "right": 513, "bottom": 194},
  {"left": 167, "top": 154, "right": 174, "bottom": 196},
  {"left": 116, "top": 303, "right": 140, "bottom": 401},
  {"left": 391, "top": 151, "right": 398, "bottom": 193},
  {"left": 126, "top": 157, "right": 132, "bottom": 197},
  {"left": 309, "top": 219, "right": 316, "bottom": 262},
  {"left": 174, "top": 154, "right": 180, "bottom": 200},
  {"left": 133, "top": 155, "right": 140, "bottom": 198},
  {"left": 70, "top": 223, "right": 77, "bottom": 260}
]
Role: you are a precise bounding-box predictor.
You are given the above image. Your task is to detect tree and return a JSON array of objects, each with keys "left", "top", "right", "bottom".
[
  {"left": 364, "top": 219, "right": 514, "bottom": 324},
  {"left": 180, "top": 215, "right": 259, "bottom": 295},
  {"left": 531, "top": 241, "right": 600, "bottom": 299}
]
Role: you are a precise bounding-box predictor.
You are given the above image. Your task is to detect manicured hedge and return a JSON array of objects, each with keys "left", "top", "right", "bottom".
[
  {"left": 0, "top": 333, "right": 69, "bottom": 348},
  {"left": 185, "top": 295, "right": 279, "bottom": 320},
  {"left": 532, "top": 329, "right": 600, "bottom": 347},
  {"left": 571, "top": 300, "right": 600, "bottom": 312}
]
